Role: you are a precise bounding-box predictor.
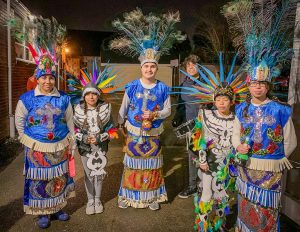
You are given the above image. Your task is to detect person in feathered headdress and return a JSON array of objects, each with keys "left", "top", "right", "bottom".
[
  {"left": 110, "top": 8, "right": 186, "bottom": 210},
  {"left": 172, "top": 52, "right": 248, "bottom": 231},
  {"left": 222, "top": 1, "right": 297, "bottom": 231},
  {"left": 14, "top": 16, "right": 75, "bottom": 229},
  {"left": 68, "top": 60, "right": 119, "bottom": 215}
]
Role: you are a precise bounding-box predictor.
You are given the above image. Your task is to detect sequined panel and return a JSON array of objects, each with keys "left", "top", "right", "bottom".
[
  {"left": 122, "top": 168, "right": 164, "bottom": 191},
  {"left": 29, "top": 175, "right": 68, "bottom": 199},
  {"left": 238, "top": 195, "right": 278, "bottom": 232},
  {"left": 238, "top": 167, "right": 281, "bottom": 191},
  {"left": 27, "top": 147, "right": 69, "bottom": 167},
  {"left": 126, "top": 135, "right": 161, "bottom": 158},
  {"left": 244, "top": 107, "right": 276, "bottom": 143}
]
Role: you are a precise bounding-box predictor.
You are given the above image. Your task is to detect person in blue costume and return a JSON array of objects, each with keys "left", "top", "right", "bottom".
[
  {"left": 110, "top": 8, "right": 186, "bottom": 210},
  {"left": 15, "top": 47, "right": 75, "bottom": 229},
  {"left": 221, "top": 1, "right": 298, "bottom": 230}
]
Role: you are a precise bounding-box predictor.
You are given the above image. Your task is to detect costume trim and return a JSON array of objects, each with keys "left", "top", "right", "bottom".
[
  {"left": 246, "top": 156, "right": 292, "bottom": 172},
  {"left": 26, "top": 159, "right": 69, "bottom": 180},
  {"left": 125, "top": 120, "right": 164, "bottom": 136},
  {"left": 236, "top": 177, "right": 281, "bottom": 209},
  {"left": 123, "top": 154, "right": 163, "bottom": 170},
  {"left": 236, "top": 218, "right": 251, "bottom": 232},
  {"left": 118, "top": 185, "right": 167, "bottom": 208},
  {"left": 20, "top": 133, "right": 71, "bottom": 152},
  {"left": 24, "top": 184, "right": 75, "bottom": 215}
]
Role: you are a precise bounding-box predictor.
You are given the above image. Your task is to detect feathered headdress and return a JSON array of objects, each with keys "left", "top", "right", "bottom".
[
  {"left": 172, "top": 52, "right": 248, "bottom": 105},
  {"left": 8, "top": 15, "right": 67, "bottom": 79},
  {"left": 221, "top": 0, "right": 296, "bottom": 82},
  {"left": 110, "top": 8, "right": 186, "bottom": 66},
  {"left": 67, "top": 59, "right": 121, "bottom": 104}
]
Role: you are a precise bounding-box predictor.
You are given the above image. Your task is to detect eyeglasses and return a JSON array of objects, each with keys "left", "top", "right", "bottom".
[{"left": 248, "top": 81, "right": 268, "bottom": 87}]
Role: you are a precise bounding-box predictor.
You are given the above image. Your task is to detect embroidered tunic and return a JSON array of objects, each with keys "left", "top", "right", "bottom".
[
  {"left": 15, "top": 87, "right": 75, "bottom": 215},
  {"left": 193, "top": 109, "right": 236, "bottom": 232},
  {"left": 118, "top": 79, "right": 171, "bottom": 208},
  {"left": 233, "top": 100, "right": 297, "bottom": 232}
]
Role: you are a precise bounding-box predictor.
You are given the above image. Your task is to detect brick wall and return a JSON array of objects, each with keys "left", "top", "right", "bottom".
[
  {"left": 0, "top": 0, "right": 10, "bottom": 141},
  {"left": 0, "top": 0, "right": 35, "bottom": 140}
]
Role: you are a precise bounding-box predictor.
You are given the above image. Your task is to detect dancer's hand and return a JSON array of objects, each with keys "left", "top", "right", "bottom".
[
  {"left": 199, "top": 163, "right": 209, "bottom": 172},
  {"left": 89, "top": 135, "right": 97, "bottom": 145},
  {"left": 237, "top": 144, "right": 250, "bottom": 154}
]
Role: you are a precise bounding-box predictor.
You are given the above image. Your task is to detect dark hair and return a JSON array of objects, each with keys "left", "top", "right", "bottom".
[{"left": 182, "top": 54, "right": 200, "bottom": 69}]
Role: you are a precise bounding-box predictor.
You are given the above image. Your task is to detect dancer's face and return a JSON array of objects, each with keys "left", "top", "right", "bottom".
[
  {"left": 141, "top": 62, "right": 158, "bottom": 81},
  {"left": 186, "top": 62, "right": 198, "bottom": 76},
  {"left": 84, "top": 92, "right": 99, "bottom": 107},
  {"left": 214, "top": 95, "right": 232, "bottom": 116},
  {"left": 37, "top": 75, "right": 55, "bottom": 94},
  {"left": 248, "top": 81, "right": 269, "bottom": 100}
]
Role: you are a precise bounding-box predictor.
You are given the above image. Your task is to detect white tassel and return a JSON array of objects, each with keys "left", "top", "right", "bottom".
[
  {"left": 26, "top": 160, "right": 69, "bottom": 180},
  {"left": 247, "top": 157, "right": 293, "bottom": 172},
  {"left": 123, "top": 154, "right": 163, "bottom": 169}
]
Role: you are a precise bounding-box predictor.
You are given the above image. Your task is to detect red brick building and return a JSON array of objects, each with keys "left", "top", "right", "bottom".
[{"left": 0, "top": 0, "right": 35, "bottom": 141}]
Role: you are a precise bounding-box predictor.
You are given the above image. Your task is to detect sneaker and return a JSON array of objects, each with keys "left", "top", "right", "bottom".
[
  {"left": 37, "top": 215, "right": 50, "bottom": 229},
  {"left": 178, "top": 186, "right": 197, "bottom": 199},
  {"left": 52, "top": 210, "right": 69, "bottom": 221},
  {"left": 86, "top": 200, "right": 95, "bottom": 215},
  {"left": 118, "top": 200, "right": 128, "bottom": 209},
  {"left": 95, "top": 200, "right": 104, "bottom": 214},
  {"left": 149, "top": 201, "right": 160, "bottom": 211}
]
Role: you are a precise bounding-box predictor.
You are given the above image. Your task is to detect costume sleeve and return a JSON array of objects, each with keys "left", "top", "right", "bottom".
[
  {"left": 15, "top": 100, "right": 28, "bottom": 138},
  {"left": 157, "top": 95, "right": 171, "bottom": 119},
  {"left": 118, "top": 92, "right": 130, "bottom": 125},
  {"left": 283, "top": 116, "right": 297, "bottom": 157},
  {"left": 232, "top": 116, "right": 242, "bottom": 150},
  {"left": 65, "top": 102, "right": 75, "bottom": 137}
]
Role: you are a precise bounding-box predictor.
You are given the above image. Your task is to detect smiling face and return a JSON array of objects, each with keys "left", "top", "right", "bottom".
[
  {"left": 84, "top": 92, "right": 99, "bottom": 107},
  {"left": 214, "top": 95, "right": 232, "bottom": 116},
  {"left": 248, "top": 81, "right": 269, "bottom": 100},
  {"left": 186, "top": 61, "right": 198, "bottom": 76},
  {"left": 37, "top": 75, "right": 55, "bottom": 94},
  {"left": 141, "top": 62, "right": 158, "bottom": 81}
]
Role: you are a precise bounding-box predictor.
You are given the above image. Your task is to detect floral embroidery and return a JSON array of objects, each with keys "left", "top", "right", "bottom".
[
  {"left": 267, "top": 125, "right": 283, "bottom": 143},
  {"left": 250, "top": 125, "right": 282, "bottom": 155},
  {"left": 28, "top": 116, "right": 41, "bottom": 127}
]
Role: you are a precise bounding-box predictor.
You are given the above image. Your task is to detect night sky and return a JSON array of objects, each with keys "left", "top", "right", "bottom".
[
  {"left": 20, "top": 0, "right": 228, "bottom": 60},
  {"left": 20, "top": 0, "right": 227, "bottom": 33}
]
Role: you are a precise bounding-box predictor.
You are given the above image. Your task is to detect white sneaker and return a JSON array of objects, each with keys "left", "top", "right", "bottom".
[
  {"left": 149, "top": 201, "right": 160, "bottom": 211},
  {"left": 95, "top": 200, "right": 104, "bottom": 214},
  {"left": 86, "top": 200, "right": 95, "bottom": 215}
]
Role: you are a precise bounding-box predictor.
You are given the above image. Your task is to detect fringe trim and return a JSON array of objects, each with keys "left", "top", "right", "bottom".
[
  {"left": 118, "top": 185, "right": 168, "bottom": 208},
  {"left": 236, "top": 177, "right": 281, "bottom": 209},
  {"left": 125, "top": 121, "right": 164, "bottom": 136},
  {"left": 26, "top": 160, "right": 69, "bottom": 180},
  {"left": 236, "top": 218, "right": 251, "bottom": 232},
  {"left": 246, "top": 157, "right": 293, "bottom": 172},
  {"left": 20, "top": 133, "right": 72, "bottom": 153},
  {"left": 24, "top": 201, "right": 68, "bottom": 215},
  {"left": 123, "top": 154, "right": 163, "bottom": 170},
  {"left": 24, "top": 186, "right": 75, "bottom": 215}
]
